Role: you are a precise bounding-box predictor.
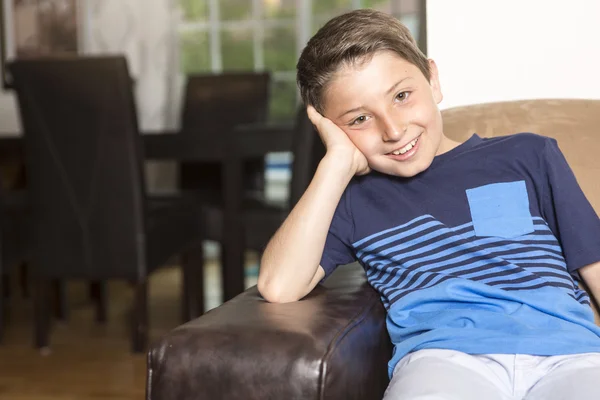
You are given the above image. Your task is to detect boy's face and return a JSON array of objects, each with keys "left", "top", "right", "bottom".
[{"left": 322, "top": 51, "right": 451, "bottom": 178}]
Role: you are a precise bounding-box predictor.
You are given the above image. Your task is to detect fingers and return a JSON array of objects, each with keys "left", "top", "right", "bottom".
[
  {"left": 307, "top": 105, "right": 338, "bottom": 142},
  {"left": 307, "top": 105, "right": 330, "bottom": 144},
  {"left": 306, "top": 105, "right": 323, "bottom": 127},
  {"left": 306, "top": 105, "right": 369, "bottom": 175},
  {"left": 307, "top": 105, "right": 338, "bottom": 131}
]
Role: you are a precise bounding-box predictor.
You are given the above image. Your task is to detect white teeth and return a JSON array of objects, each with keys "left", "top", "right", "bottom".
[{"left": 392, "top": 138, "right": 418, "bottom": 156}]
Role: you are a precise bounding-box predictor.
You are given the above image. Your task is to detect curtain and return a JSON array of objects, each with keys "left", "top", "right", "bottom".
[{"left": 85, "top": 0, "right": 181, "bottom": 191}]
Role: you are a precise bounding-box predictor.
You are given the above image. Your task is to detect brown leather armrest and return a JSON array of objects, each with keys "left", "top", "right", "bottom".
[{"left": 146, "top": 263, "right": 392, "bottom": 400}]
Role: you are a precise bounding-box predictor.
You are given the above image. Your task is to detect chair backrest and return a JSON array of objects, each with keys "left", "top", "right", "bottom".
[
  {"left": 441, "top": 99, "right": 600, "bottom": 213},
  {"left": 179, "top": 72, "right": 271, "bottom": 193},
  {"left": 180, "top": 72, "right": 271, "bottom": 133},
  {"left": 288, "top": 107, "right": 326, "bottom": 208},
  {"left": 9, "top": 56, "right": 147, "bottom": 280}
]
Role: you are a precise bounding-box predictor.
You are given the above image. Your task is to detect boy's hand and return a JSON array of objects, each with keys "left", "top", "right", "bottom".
[{"left": 307, "top": 106, "right": 370, "bottom": 176}]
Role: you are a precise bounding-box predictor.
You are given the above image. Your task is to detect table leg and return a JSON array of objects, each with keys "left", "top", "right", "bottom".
[{"left": 221, "top": 153, "right": 245, "bottom": 302}]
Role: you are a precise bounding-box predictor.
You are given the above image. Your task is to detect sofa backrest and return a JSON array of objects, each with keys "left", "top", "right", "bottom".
[
  {"left": 441, "top": 99, "right": 600, "bottom": 212},
  {"left": 441, "top": 99, "right": 600, "bottom": 321}
]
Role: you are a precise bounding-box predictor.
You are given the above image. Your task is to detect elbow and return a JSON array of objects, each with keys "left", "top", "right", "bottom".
[{"left": 257, "top": 276, "right": 301, "bottom": 304}]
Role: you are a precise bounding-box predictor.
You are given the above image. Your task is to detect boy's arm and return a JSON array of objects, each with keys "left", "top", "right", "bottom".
[
  {"left": 258, "top": 107, "right": 369, "bottom": 304},
  {"left": 579, "top": 261, "right": 600, "bottom": 307},
  {"left": 258, "top": 156, "right": 354, "bottom": 303}
]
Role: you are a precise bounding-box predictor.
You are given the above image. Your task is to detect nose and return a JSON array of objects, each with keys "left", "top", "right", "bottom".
[{"left": 380, "top": 114, "right": 406, "bottom": 142}]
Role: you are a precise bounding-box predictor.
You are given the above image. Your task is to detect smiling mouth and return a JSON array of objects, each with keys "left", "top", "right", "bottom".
[{"left": 388, "top": 136, "right": 420, "bottom": 156}]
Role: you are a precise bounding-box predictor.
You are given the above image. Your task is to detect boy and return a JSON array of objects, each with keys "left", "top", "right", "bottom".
[{"left": 258, "top": 9, "right": 600, "bottom": 400}]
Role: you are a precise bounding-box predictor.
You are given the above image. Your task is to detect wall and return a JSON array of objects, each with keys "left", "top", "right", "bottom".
[
  {"left": 85, "top": 0, "right": 181, "bottom": 131},
  {"left": 426, "top": 0, "right": 600, "bottom": 110}
]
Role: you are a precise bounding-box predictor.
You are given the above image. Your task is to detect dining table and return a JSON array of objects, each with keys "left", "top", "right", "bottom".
[{"left": 0, "top": 122, "right": 295, "bottom": 302}]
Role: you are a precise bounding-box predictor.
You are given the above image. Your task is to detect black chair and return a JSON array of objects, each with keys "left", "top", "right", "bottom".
[
  {"left": 179, "top": 72, "right": 271, "bottom": 199},
  {"left": 203, "top": 107, "right": 325, "bottom": 301},
  {"left": 9, "top": 55, "right": 205, "bottom": 352}
]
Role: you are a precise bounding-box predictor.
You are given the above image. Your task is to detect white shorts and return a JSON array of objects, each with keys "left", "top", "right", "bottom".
[{"left": 383, "top": 349, "right": 600, "bottom": 400}]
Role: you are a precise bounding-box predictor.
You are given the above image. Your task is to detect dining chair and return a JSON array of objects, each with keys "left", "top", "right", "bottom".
[
  {"left": 9, "top": 55, "right": 205, "bottom": 352},
  {"left": 178, "top": 72, "right": 271, "bottom": 200}
]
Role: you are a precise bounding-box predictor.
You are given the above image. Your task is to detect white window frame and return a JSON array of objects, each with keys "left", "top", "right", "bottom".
[{"left": 178, "top": 1, "right": 313, "bottom": 78}]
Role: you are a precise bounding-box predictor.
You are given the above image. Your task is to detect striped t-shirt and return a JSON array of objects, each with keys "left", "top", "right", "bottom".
[{"left": 320, "top": 133, "right": 600, "bottom": 377}]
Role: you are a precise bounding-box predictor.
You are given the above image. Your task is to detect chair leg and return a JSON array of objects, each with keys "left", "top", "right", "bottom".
[
  {"left": 221, "top": 230, "right": 245, "bottom": 302},
  {"left": 20, "top": 263, "right": 29, "bottom": 298},
  {"left": 182, "top": 242, "right": 205, "bottom": 322},
  {"left": 52, "top": 280, "right": 68, "bottom": 321},
  {"left": 90, "top": 281, "right": 108, "bottom": 323},
  {"left": 2, "top": 274, "right": 10, "bottom": 299},
  {"left": 1, "top": 273, "right": 12, "bottom": 339},
  {"left": 0, "top": 273, "right": 4, "bottom": 344},
  {"left": 131, "top": 281, "right": 148, "bottom": 353},
  {"left": 34, "top": 279, "right": 51, "bottom": 350}
]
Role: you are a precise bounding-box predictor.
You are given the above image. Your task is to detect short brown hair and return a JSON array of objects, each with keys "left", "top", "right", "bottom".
[{"left": 297, "top": 9, "right": 430, "bottom": 113}]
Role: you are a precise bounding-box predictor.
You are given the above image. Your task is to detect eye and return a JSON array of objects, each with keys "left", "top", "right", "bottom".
[
  {"left": 395, "top": 91, "right": 410, "bottom": 102},
  {"left": 350, "top": 115, "right": 370, "bottom": 126}
]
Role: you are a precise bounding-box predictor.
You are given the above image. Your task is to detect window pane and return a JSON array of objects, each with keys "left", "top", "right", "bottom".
[
  {"left": 264, "top": 27, "right": 296, "bottom": 71},
  {"left": 312, "top": 0, "right": 355, "bottom": 34},
  {"left": 180, "top": 31, "right": 211, "bottom": 74},
  {"left": 313, "top": 0, "right": 354, "bottom": 18},
  {"left": 220, "top": 0, "right": 252, "bottom": 21},
  {"left": 221, "top": 29, "right": 255, "bottom": 71},
  {"left": 362, "top": 0, "right": 394, "bottom": 10},
  {"left": 179, "top": 0, "right": 208, "bottom": 21},
  {"left": 264, "top": 0, "right": 296, "bottom": 19},
  {"left": 269, "top": 79, "right": 297, "bottom": 121}
]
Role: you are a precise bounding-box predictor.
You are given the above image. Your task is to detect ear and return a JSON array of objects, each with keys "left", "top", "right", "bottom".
[{"left": 428, "top": 59, "right": 443, "bottom": 104}]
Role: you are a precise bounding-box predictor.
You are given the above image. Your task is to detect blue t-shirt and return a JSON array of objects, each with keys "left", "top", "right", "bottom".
[{"left": 320, "top": 133, "right": 600, "bottom": 377}]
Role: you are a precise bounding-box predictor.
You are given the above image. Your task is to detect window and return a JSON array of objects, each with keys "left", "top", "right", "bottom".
[{"left": 177, "top": 0, "right": 426, "bottom": 122}]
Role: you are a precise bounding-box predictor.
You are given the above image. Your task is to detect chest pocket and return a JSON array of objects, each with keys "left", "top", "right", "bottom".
[{"left": 466, "top": 180, "right": 535, "bottom": 239}]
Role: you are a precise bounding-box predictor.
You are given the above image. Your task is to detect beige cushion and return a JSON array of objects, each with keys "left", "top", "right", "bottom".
[
  {"left": 441, "top": 99, "right": 600, "bottom": 322},
  {"left": 441, "top": 99, "right": 600, "bottom": 212}
]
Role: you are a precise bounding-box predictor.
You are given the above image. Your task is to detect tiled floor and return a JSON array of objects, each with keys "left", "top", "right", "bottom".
[{"left": 0, "top": 250, "right": 259, "bottom": 400}]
